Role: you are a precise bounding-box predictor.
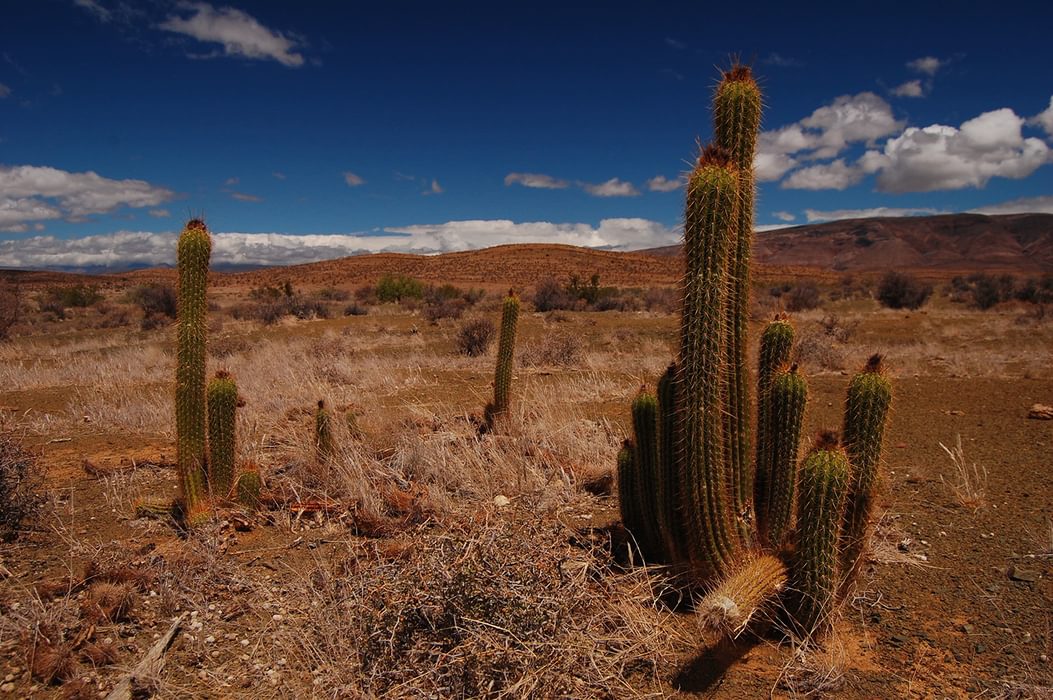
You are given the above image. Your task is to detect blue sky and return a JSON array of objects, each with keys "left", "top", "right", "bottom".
[{"left": 2, "top": 0, "right": 1052, "bottom": 268}]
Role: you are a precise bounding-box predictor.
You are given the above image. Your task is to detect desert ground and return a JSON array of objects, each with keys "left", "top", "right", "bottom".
[{"left": 0, "top": 258, "right": 1051, "bottom": 699}]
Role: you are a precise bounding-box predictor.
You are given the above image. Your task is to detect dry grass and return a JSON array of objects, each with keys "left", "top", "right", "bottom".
[{"left": 939, "top": 434, "right": 988, "bottom": 510}]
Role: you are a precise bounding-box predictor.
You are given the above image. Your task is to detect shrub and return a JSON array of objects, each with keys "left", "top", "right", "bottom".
[
  {"left": 643, "top": 287, "right": 677, "bottom": 313},
  {"left": 784, "top": 282, "right": 822, "bottom": 312},
  {"left": 343, "top": 302, "right": 369, "bottom": 316},
  {"left": 456, "top": 318, "right": 495, "bottom": 356},
  {"left": 876, "top": 272, "right": 932, "bottom": 310},
  {"left": 423, "top": 298, "right": 467, "bottom": 324},
  {"left": 533, "top": 277, "right": 574, "bottom": 312},
  {"left": 314, "top": 287, "right": 351, "bottom": 302},
  {"left": 521, "top": 332, "right": 582, "bottom": 367},
  {"left": 376, "top": 275, "right": 424, "bottom": 303},
  {"left": 43, "top": 284, "right": 103, "bottom": 309},
  {"left": 129, "top": 283, "right": 177, "bottom": 329},
  {"left": 0, "top": 434, "right": 45, "bottom": 541},
  {"left": 0, "top": 280, "right": 21, "bottom": 341}
]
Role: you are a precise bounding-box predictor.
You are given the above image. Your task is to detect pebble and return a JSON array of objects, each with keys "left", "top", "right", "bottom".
[
  {"left": 976, "top": 643, "right": 986, "bottom": 653},
  {"left": 272, "top": 614, "right": 283, "bottom": 622},
  {"left": 205, "top": 636, "right": 215, "bottom": 644},
  {"left": 0, "top": 683, "right": 13, "bottom": 693}
]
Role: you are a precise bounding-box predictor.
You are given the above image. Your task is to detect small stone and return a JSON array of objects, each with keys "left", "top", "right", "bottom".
[
  {"left": 493, "top": 495, "right": 511, "bottom": 507},
  {"left": 961, "top": 624, "right": 974, "bottom": 634},
  {"left": 976, "top": 643, "right": 986, "bottom": 653},
  {"left": 1040, "top": 654, "right": 1048, "bottom": 663},
  {"left": 2, "top": 675, "right": 11, "bottom": 682},
  {"left": 1027, "top": 403, "right": 1053, "bottom": 420},
  {"left": 272, "top": 614, "right": 283, "bottom": 621},
  {"left": 1008, "top": 565, "right": 1039, "bottom": 583},
  {"left": 1, "top": 682, "right": 13, "bottom": 693},
  {"left": 205, "top": 636, "right": 215, "bottom": 644},
  {"left": 889, "top": 634, "right": 907, "bottom": 646}
]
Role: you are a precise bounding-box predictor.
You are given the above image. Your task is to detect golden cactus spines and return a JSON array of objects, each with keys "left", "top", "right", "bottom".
[
  {"left": 714, "top": 65, "right": 763, "bottom": 537},
  {"left": 176, "top": 218, "right": 211, "bottom": 515},
  {"left": 486, "top": 289, "right": 520, "bottom": 431},
  {"left": 315, "top": 400, "right": 335, "bottom": 462},
  {"left": 698, "top": 553, "right": 789, "bottom": 637}
]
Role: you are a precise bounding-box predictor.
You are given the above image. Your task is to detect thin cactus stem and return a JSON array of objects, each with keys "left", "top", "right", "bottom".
[
  {"left": 488, "top": 290, "right": 520, "bottom": 430},
  {"left": 754, "top": 315, "right": 795, "bottom": 535},
  {"left": 206, "top": 370, "right": 238, "bottom": 498},
  {"left": 758, "top": 364, "right": 807, "bottom": 547},
  {"left": 698, "top": 553, "right": 789, "bottom": 637},
  {"left": 630, "top": 387, "right": 664, "bottom": 562},
  {"left": 655, "top": 363, "right": 685, "bottom": 561},
  {"left": 315, "top": 400, "right": 335, "bottom": 462}
]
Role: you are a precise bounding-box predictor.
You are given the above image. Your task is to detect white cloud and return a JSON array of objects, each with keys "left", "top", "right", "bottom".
[
  {"left": 772, "top": 211, "right": 796, "bottom": 222},
  {"left": 504, "top": 172, "right": 569, "bottom": 189},
  {"left": 1030, "top": 96, "right": 1053, "bottom": 137},
  {"left": 907, "top": 56, "right": 943, "bottom": 76},
  {"left": 968, "top": 195, "right": 1053, "bottom": 215},
  {"left": 804, "top": 206, "right": 942, "bottom": 223},
  {"left": 645, "top": 175, "right": 682, "bottom": 192},
  {"left": 159, "top": 2, "right": 305, "bottom": 68},
  {"left": 73, "top": 0, "right": 111, "bottom": 22},
  {"left": 582, "top": 178, "right": 639, "bottom": 197},
  {"left": 0, "top": 83, "right": 10, "bottom": 99},
  {"left": 148, "top": 209, "right": 170, "bottom": 218},
  {"left": 781, "top": 159, "right": 864, "bottom": 190},
  {"left": 343, "top": 171, "right": 365, "bottom": 187},
  {"left": 425, "top": 179, "right": 443, "bottom": 195},
  {"left": 272, "top": 171, "right": 286, "bottom": 180},
  {"left": 755, "top": 152, "right": 798, "bottom": 182},
  {"left": 230, "top": 192, "right": 262, "bottom": 202},
  {"left": 869, "top": 108, "right": 1050, "bottom": 193},
  {"left": 0, "top": 165, "right": 174, "bottom": 230},
  {"left": 0, "top": 218, "right": 681, "bottom": 268},
  {"left": 763, "top": 53, "right": 803, "bottom": 68},
  {"left": 224, "top": 176, "right": 239, "bottom": 185},
  {"left": 891, "top": 80, "right": 924, "bottom": 98}
]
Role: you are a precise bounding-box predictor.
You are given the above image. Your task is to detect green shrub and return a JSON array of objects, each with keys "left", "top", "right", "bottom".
[
  {"left": 376, "top": 275, "right": 424, "bottom": 303},
  {"left": 876, "top": 272, "right": 932, "bottom": 310}
]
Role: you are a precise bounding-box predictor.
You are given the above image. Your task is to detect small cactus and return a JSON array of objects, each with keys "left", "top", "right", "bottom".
[
  {"left": 754, "top": 316, "right": 795, "bottom": 530},
  {"left": 839, "top": 354, "right": 893, "bottom": 593},
  {"left": 315, "top": 400, "right": 335, "bottom": 462},
  {"left": 175, "top": 218, "right": 211, "bottom": 515},
  {"left": 616, "top": 440, "right": 642, "bottom": 558},
  {"left": 206, "top": 370, "right": 238, "bottom": 498},
  {"left": 629, "top": 387, "right": 664, "bottom": 562},
  {"left": 487, "top": 290, "right": 520, "bottom": 430},
  {"left": 236, "top": 469, "right": 262, "bottom": 510},
  {"left": 655, "top": 363, "right": 684, "bottom": 561},
  {"left": 791, "top": 434, "right": 850, "bottom": 640}
]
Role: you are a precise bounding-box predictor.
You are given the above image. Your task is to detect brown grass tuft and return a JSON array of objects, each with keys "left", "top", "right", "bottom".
[
  {"left": 25, "top": 634, "right": 78, "bottom": 684},
  {"left": 80, "top": 582, "right": 136, "bottom": 624},
  {"left": 79, "top": 639, "right": 119, "bottom": 666}
]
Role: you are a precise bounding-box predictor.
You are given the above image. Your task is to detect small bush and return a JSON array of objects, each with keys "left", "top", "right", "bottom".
[
  {"left": 784, "top": 282, "right": 822, "bottom": 312},
  {"left": 876, "top": 272, "right": 932, "bottom": 310},
  {"left": 377, "top": 275, "right": 424, "bottom": 303},
  {"left": 343, "top": 302, "right": 369, "bottom": 317},
  {"left": 423, "top": 298, "right": 468, "bottom": 324},
  {"left": 128, "top": 283, "right": 177, "bottom": 330},
  {"left": 314, "top": 287, "right": 351, "bottom": 302},
  {"left": 43, "top": 284, "right": 103, "bottom": 309},
  {"left": 0, "top": 434, "right": 45, "bottom": 541},
  {"left": 643, "top": 287, "right": 677, "bottom": 314},
  {"left": 533, "top": 277, "right": 575, "bottom": 312},
  {"left": 521, "top": 332, "right": 582, "bottom": 367},
  {"left": 456, "top": 318, "right": 495, "bottom": 356},
  {"left": 0, "top": 280, "right": 22, "bottom": 341}
]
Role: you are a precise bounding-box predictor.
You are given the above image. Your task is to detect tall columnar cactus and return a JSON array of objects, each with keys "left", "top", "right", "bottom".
[
  {"left": 839, "top": 354, "right": 893, "bottom": 592},
  {"left": 315, "top": 400, "right": 335, "bottom": 462},
  {"left": 176, "top": 218, "right": 211, "bottom": 515},
  {"left": 754, "top": 316, "right": 795, "bottom": 523},
  {"left": 714, "top": 66, "right": 762, "bottom": 535},
  {"left": 792, "top": 435, "right": 850, "bottom": 639},
  {"left": 628, "top": 388, "right": 664, "bottom": 562},
  {"left": 206, "top": 370, "right": 238, "bottom": 498},
  {"left": 486, "top": 290, "right": 520, "bottom": 429},
  {"left": 757, "top": 365, "right": 807, "bottom": 547},
  {"left": 655, "top": 363, "right": 684, "bottom": 561},
  {"left": 677, "top": 145, "right": 739, "bottom": 578}
]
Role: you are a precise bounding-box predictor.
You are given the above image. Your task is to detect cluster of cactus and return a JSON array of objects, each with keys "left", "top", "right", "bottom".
[
  {"left": 174, "top": 219, "right": 259, "bottom": 522},
  {"left": 618, "top": 66, "right": 892, "bottom": 642},
  {"left": 483, "top": 290, "right": 520, "bottom": 431}
]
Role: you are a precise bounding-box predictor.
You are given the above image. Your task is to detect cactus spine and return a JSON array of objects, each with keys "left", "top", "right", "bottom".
[
  {"left": 699, "top": 554, "right": 789, "bottom": 637},
  {"left": 677, "top": 146, "right": 739, "bottom": 578},
  {"left": 486, "top": 290, "right": 520, "bottom": 430},
  {"left": 792, "top": 436, "right": 850, "bottom": 639},
  {"left": 207, "top": 371, "right": 238, "bottom": 498},
  {"left": 315, "top": 400, "right": 335, "bottom": 462},
  {"left": 175, "top": 218, "right": 211, "bottom": 514},
  {"left": 757, "top": 365, "right": 807, "bottom": 547},
  {"left": 839, "top": 354, "right": 893, "bottom": 593},
  {"left": 655, "top": 363, "right": 684, "bottom": 561},
  {"left": 628, "top": 388, "right": 664, "bottom": 562},
  {"left": 714, "top": 66, "right": 762, "bottom": 537}
]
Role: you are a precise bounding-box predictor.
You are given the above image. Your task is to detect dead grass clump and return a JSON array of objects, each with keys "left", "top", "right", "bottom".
[
  {"left": 939, "top": 434, "right": 987, "bottom": 509},
  {"left": 520, "top": 331, "right": 583, "bottom": 367},
  {"left": 775, "top": 639, "right": 847, "bottom": 697},
  {"left": 278, "top": 518, "right": 679, "bottom": 698},
  {"left": 80, "top": 582, "right": 136, "bottom": 623},
  {"left": 0, "top": 432, "right": 45, "bottom": 541},
  {"left": 24, "top": 630, "right": 78, "bottom": 684},
  {"left": 79, "top": 639, "right": 119, "bottom": 666}
]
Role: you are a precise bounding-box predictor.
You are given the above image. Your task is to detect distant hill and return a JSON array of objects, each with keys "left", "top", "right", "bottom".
[
  {"left": 3, "top": 213, "right": 1049, "bottom": 291},
  {"left": 642, "top": 213, "right": 1053, "bottom": 274}
]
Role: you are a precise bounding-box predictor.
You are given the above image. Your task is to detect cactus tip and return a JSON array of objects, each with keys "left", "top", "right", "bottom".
[
  {"left": 214, "top": 369, "right": 231, "bottom": 380},
  {"left": 186, "top": 218, "right": 207, "bottom": 231},
  {"left": 789, "top": 362, "right": 799, "bottom": 374},
  {"left": 697, "top": 144, "right": 734, "bottom": 168},
  {"left": 723, "top": 63, "right": 754, "bottom": 82},
  {"left": 317, "top": 399, "right": 325, "bottom": 410},
  {"left": 813, "top": 430, "right": 840, "bottom": 452}
]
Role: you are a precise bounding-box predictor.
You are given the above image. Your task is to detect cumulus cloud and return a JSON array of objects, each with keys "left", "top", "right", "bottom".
[
  {"left": 804, "top": 206, "right": 943, "bottom": 223},
  {"left": 73, "top": 0, "right": 111, "bottom": 22},
  {"left": 148, "top": 209, "right": 170, "bottom": 218},
  {"left": 582, "top": 178, "right": 639, "bottom": 197},
  {"left": 866, "top": 108, "right": 1050, "bottom": 192},
  {"left": 504, "top": 172, "right": 569, "bottom": 189},
  {"left": 968, "top": 195, "right": 1053, "bottom": 215},
  {"left": 1030, "top": 96, "right": 1053, "bottom": 137},
  {"left": 907, "top": 56, "right": 943, "bottom": 76},
  {"left": 782, "top": 159, "right": 865, "bottom": 190},
  {"left": 772, "top": 211, "right": 796, "bottom": 222},
  {"left": 645, "top": 175, "right": 682, "bottom": 192},
  {"left": 755, "top": 93, "right": 903, "bottom": 177},
  {"left": 0, "top": 218, "right": 681, "bottom": 269},
  {"left": 424, "top": 179, "right": 443, "bottom": 195},
  {"left": 159, "top": 2, "right": 305, "bottom": 67},
  {"left": 343, "top": 171, "right": 365, "bottom": 187},
  {"left": 891, "top": 80, "right": 924, "bottom": 98},
  {"left": 0, "top": 164, "right": 174, "bottom": 231}
]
